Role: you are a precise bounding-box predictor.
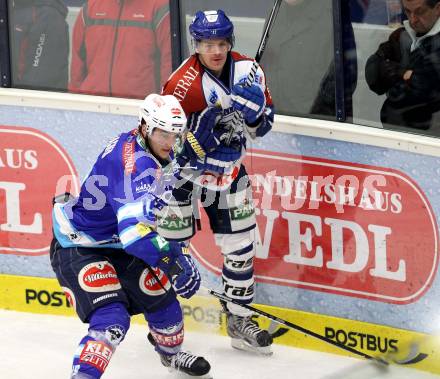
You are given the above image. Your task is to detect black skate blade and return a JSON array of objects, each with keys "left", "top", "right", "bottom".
[
  {"left": 168, "top": 366, "right": 213, "bottom": 379},
  {"left": 231, "top": 338, "right": 273, "bottom": 356}
]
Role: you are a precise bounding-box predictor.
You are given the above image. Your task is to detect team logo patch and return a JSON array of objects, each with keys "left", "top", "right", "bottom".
[
  {"left": 105, "top": 324, "right": 126, "bottom": 345},
  {"left": 139, "top": 267, "right": 171, "bottom": 296},
  {"left": 61, "top": 286, "right": 77, "bottom": 311},
  {"left": 209, "top": 89, "right": 218, "bottom": 105},
  {"left": 79, "top": 340, "right": 113, "bottom": 373},
  {"left": 79, "top": 261, "right": 121, "bottom": 293}
]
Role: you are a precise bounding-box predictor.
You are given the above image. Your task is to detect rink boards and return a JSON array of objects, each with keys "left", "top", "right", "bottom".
[{"left": 1, "top": 273, "right": 439, "bottom": 375}]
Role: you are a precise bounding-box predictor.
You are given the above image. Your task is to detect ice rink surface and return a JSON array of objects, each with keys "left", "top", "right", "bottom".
[{"left": 1, "top": 309, "right": 438, "bottom": 379}]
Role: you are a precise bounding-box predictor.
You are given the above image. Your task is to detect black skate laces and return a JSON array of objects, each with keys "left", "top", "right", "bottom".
[
  {"left": 235, "top": 316, "right": 262, "bottom": 337},
  {"left": 172, "top": 351, "right": 199, "bottom": 369}
]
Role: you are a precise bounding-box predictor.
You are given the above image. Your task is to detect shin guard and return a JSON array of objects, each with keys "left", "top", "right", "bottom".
[
  {"left": 71, "top": 302, "right": 130, "bottom": 378},
  {"left": 147, "top": 299, "right": 184, "bottom": 356},
  {"left": 217, "top": 232, "right": 256, "bottom": 317}
]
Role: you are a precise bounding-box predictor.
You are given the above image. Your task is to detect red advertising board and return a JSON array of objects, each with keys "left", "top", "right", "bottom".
[
  {"left": 0, "top": 126, "right": 79, "bottom": 256},
  {"left": 190, "top": 150, "right": 439, "bottom": 304}
]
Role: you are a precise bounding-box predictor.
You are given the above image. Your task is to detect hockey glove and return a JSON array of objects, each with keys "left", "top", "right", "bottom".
[
  {"left": 245, "top": 106, "right": 274, "bottom": 139},
  {"left": 171, "top": 253, "right": 201, "bottom": 298},
  {"left": 185, "top": 107, "right": 222, "bottom": 161},
  {"left": 231, "top": 83, "right": 266, "bottom": 124},
  {"left": 156, "top": 242, "right": 201, "bottom": 299},
  {"left": 203, "top": 144, "right": 241, "bottom": 174}
]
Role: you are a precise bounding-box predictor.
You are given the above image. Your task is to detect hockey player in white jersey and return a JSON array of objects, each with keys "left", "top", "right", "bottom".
[
  {"left": 162, "top": 10, "right": 275, "bottom": 355},
  {"left": 50, "top": 94, "right": 214, "bottom": 378}
]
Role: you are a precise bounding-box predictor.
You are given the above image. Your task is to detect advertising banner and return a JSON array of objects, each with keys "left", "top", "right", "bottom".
[
  {"left": 0, "top": 126, "right": 79, "bottom": 256},
  {"left": 1, "top": 273, "right": 439, "bottom": 375},
  {"left": 191, "top": 150, "right": 439, "bottom": 304},
  {"left": 1, "top": 107, "right": 440, "bottom": 335}
]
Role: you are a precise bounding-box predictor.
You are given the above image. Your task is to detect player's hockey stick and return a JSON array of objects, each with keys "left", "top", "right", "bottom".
[
  {"left": 225, "top": 0, "right": 282, "bottom": 145},
  {"left": 322, "top": 334, "right": 434, "bottom": 379},
  {"left": 201, "top": 287, "right": 389, "bottom": 366},
  {"left": 203, "top": 287, "right": 434, "bottom": 367}
]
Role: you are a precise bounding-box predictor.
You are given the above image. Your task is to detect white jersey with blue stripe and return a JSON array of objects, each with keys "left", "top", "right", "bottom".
[{"left": 52, "top": 129, "right": 176, "bottom": 266}]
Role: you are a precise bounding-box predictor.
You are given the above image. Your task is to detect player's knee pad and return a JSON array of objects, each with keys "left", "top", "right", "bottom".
[
  {"left": 216, "top": 232, "right": 256, "bottom": 315},
  {"left": 71, "top": 302, "right": 130, "bottom": 379},
  {"left": 215, "top": 230, "right": 255, "bottom": 257},
  {"left": 146, "top": 299, "right": 184, "bottom": 356}
]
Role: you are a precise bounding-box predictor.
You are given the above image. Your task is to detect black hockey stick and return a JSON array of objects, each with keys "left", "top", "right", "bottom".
[
  {"left": 225, "top": 0, "right": 282, "bottom": 145},
  {"left": 202, "top": 287, "right": 389, "bottom": 366}
]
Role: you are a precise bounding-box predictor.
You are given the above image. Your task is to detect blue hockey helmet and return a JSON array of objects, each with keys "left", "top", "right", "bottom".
[{"left": 189, "top": 10, "right": 234, "bottom": 44}]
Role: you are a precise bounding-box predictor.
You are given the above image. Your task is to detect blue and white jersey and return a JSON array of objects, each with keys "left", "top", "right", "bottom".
[
  {"left": 53, "top": 129, "right": 178, "bottom": 266},
  {"left": 162, "top": 51, "right": 275, "bottom": 191}
]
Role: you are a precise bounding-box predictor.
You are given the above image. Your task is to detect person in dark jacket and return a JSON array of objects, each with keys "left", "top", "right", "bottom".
[
  {"left": 365, "top": 0, "right": 440, "bottom": 131},
  {"left": 262, "top": 0, "right": 359, "bottom": 121},
  {"left": 69, "top": 0, "right": 171, "bottom": 99},
  {"left": 309, "top": 0, "right": 359, "bottom": 120},
  {"left": 9, "top": 0, "right": 69, "bottom": 91}
]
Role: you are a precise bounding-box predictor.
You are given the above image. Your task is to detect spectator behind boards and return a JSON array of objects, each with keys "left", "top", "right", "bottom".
[
  {"left": 365, "top": 0, "right": 440, "bottom": 131},
  {"left": 9, "top": 0, "right": 69, "bottom": 91},
  {"left": 69, "top": 0, "right": 171, "bottom": 99},
  {"left": 309, "top": 0, "right": 359, "bottom": 120},
  {"left": 262, "top": 0, "right": 358, "bottom": 120}
]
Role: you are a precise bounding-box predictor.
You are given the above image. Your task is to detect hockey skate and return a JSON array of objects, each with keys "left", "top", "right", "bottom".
[
  {"left": 225, "top": 312, "right": 273, "bottom": 356},
  {"left": 159, "top": 350, "right": 212, "bottom": 377},
  {"left": 148, "top": 333, "right": 212, "bottom": 378}
]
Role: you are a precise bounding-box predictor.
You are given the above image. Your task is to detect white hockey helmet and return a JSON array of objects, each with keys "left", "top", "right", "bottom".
[{"left": 139, "top": 94, "right": 187, "bottom": 135}]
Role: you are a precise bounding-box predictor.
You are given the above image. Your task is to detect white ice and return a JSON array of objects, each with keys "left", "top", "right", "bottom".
[{"left": 1, "top": 309, "right": 438, "bottom": 379}]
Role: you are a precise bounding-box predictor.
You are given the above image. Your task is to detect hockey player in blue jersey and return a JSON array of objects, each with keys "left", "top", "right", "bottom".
[{"left": 50, "top": 94, "right": 213, "bottom": 378}]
